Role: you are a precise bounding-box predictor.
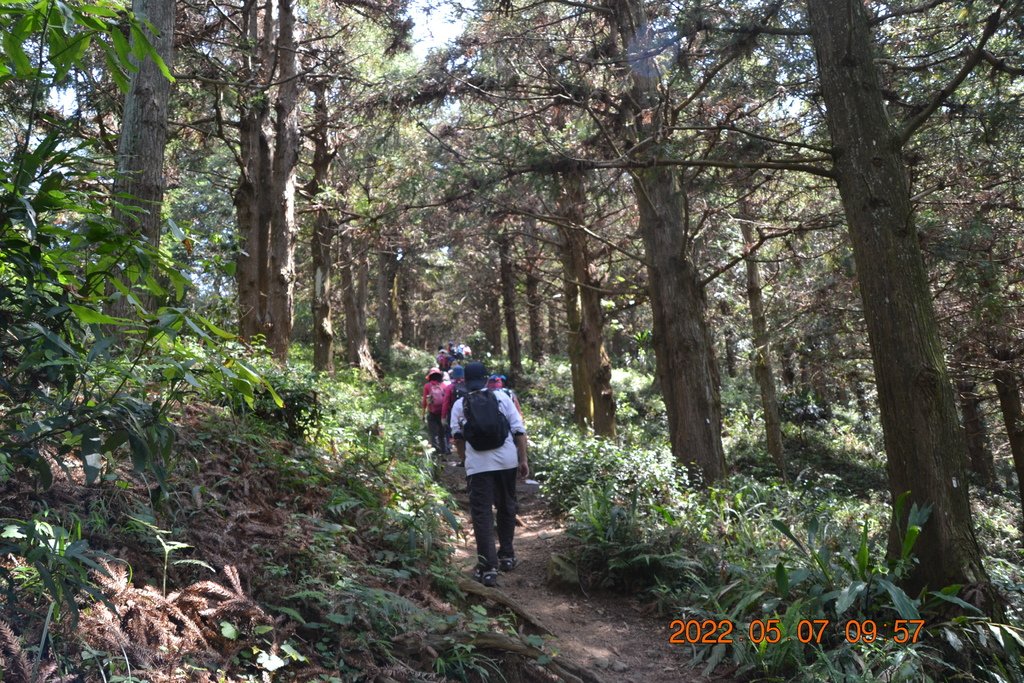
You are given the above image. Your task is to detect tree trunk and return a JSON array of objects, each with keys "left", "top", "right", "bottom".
[
  {"left": 398, "top": 266, "right": 415, "bottom": 346},
  {"left": 634, "top": 168, "right": 726, "bottom": 480},
  {"left": 994, "top": 368, "right": 1024, "bottom": 521},
  {"left": 561, "top": 250, "right": 592, "bottom": 431},
  {"left": 308, "top": 81, "right": 336, "bottom": 374},
  {"left": 110, "top": 0, "right": 175, "bottom": 317},
  {"left": 234, "top": 0, "right": 274, "bottom": 340},
  {"left": 957, "top": 381, "right": 994, "bottom": 488},
  {"left": 557, "top": 173, "right": 616, "bottom": 438},
  {"left": 481, "top": 272, "right": 503, "bottom": 357},
  {"left": 611, "top": 0, "right": 725, "bottom": 480},
  {"left": 723, "top": 327, "right": 738, "bottom": 379},
  {"left": 741, "top": 221, "right": 785, "bottom": 478},
  {"left": 525, "top": 264, "right": 544, "bottom": 362},
  {"left": 376, "top": 247, "right": 400, "bottom": 365},
  {"left": 547, "top": 299, "right": 561, "bottom": 356},
  {"left": 265, "top": 0, "right": 299, "bottom": 360},
  {"left": 234, "top": 106, "right": 273, "bottom": 340},
  {"left": 807, "top": 0, "right": 988, "bottom": 594},
  {"left": 338, "top": 233, "right": 377, "bottom": 377},
  {"left": 498, "top": 229, "right": 524, "bottom": 380}
]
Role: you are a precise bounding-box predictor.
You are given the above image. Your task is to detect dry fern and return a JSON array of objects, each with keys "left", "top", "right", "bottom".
[{"left": 0, "top": 619, "right": 31, "bottom": 682}]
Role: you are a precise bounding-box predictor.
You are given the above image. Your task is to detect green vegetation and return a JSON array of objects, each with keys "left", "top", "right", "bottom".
[{"left": 524, "top": 363, "right": 1024, "bottom": 682}]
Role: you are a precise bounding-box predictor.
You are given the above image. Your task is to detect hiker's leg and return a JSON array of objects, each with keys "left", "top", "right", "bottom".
[
  {"left": 427, "top": 413, "right": 444, "bottom": 453},
  {"left": 468, "top": 471, "right": 499, "bottom": 570},
  {"left": 494, "top": 467, "right": 519, "bottom": 560}
]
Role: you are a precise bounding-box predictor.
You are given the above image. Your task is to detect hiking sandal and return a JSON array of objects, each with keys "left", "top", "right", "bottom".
[
  {"left": 498, "top": 557, "right": 518, "bottom": 572},
  {"left": 473, "top": 567, "right": 498, "bottom": 587}
]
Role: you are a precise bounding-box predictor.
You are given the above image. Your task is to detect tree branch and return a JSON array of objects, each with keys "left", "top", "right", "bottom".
[{"left": 898, "top": 6, "right": 1004, "bottom": 145}]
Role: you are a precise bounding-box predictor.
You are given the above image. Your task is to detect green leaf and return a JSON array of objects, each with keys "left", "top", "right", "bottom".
[
  {"left": 877, "top": 578, "right": 920, "bottom": 620},
  {"left": 281, "top": 642, "right": 306, "bottom": 662},
  {"left": 900, "top": 525, "right": 921, "bottom": 561},
  {"left": 928, "top": 589, "right": 983, "bottom": 616},
  {"left": 835, "top": 581, "right": 866, "bottom": 617},
  {"left": 771, "top": 518, "right": 806, "bottom": 553},
  {"left": 220, "top": 621, "right": 239, "bottom": 640},
  {"left": 80, "top": 3, "right": 121, "bottom": 17},
  {"left": 68, "top": 303, "right": 123, "bottom": 326},
  {"left": 110, "top": 27, "right": 130, "bottom": 65},
  {"left": 3, "top": 30, "right": 34, "bottom": 76},
  {"left": 774, "top": 562, "right": 789, "bottom": 598},
  {"left": 167, "top": 216, "right": 184, "bottom": 240},
  {"left": 197, "top": 315, "right": 235, "bottom": 340},
  {"left": 856, "top": 522, "right": 869, "bottom": 579}
]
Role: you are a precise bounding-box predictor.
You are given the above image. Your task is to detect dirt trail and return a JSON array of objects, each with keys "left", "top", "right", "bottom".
[{"left": 440, "top": 462, "right": 715, "bottom": 683}]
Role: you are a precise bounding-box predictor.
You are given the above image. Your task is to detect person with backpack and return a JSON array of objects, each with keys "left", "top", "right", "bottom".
[
  {"left": 450, "top": 362, "right": 528, "bottom": 587},
  {"left": 421, "top": 367, "right": 449, "bottom": 455},
  {"left": 442, "top": 364, "right": 467, "bottom": 460},
  {"left": 487, "top": 374, "right": 523, "bottom": 419},
  {"left": 436, "top": 348, "right": 451, "bottom": 372}
]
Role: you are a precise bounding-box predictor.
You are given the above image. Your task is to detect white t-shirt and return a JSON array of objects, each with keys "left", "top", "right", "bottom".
[{"left": 451, "top": 389, "right": 525, "bottom": 475}]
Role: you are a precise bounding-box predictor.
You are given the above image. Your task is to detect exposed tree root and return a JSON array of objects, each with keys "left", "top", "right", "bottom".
[
  {"left": 395, "top": 629, "right": 611, "bottom": 683},
  {"left": 456, "top": 576, "right": 557, "bottom": 636}
]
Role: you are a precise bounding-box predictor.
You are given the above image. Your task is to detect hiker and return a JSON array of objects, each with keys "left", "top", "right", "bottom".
[
  {"left": 487, "top": 374, "right": 523, "bottom": 419},
  {"left": 436, "top": 348, "right": 451, "bottom": 372},
  {"left": 448, "top": 340, "right": 463, "bottom": 362},
  {"left": 451, "top": 362, "right": 529, "bottom": 587},
  {"left": 421, "top": 367, "right": 449, "bottom": 455},
  {"left": 442, "top": 364, "right": 467, "bottom": 458}
]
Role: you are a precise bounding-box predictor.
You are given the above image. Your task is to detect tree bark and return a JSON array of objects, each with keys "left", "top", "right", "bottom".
[
  {"left": 376, "top": 247, "right": 400, "bottom": 365},
  {"left": 807, "top": 0, "right": 988, "bottom": 593},
  {"left": 611, "top": 0, "right": 726, "bottom": 480},
  {"left": 547, "top": 299, "right": 561, "bottom": 356},
  {"left": 525, "top": 263, "right": 545, "bottom": 362},
  {"left": 308, "top": 80, "right": 336, "bottom": 374},
  {"left": 634, "top": 168, "right": 726, "bottom": 480},
  {"left": 235, "top": 0, "right": 275, "bottom": 342},
  {"left": 994, "top": 368, "right": 1024, "bottom": 521},
  {"left": 741, "top": 220, "right": 785, "bottom": 478},
  {"left": 110, "top": 0, "right": 175, "bottom": 317},
  {"left": 480, "top": 268, "right": 503, "bottom": 356},
  {"left": 957, "top": 380, "right": 994, "bottom": 488},
  {"left": 265, "top": 0, "right": 299, "bottom": 360},
  {"left": 556, "top": 173, "right": 615, "bottom": 437},
  {"left": 397, "top": 265, "right": 415, "bottom": 347},
  {"left": 234, "top": 113, "right": 272, "bottom": 340},
  {"left": 498, "top": 229, "right": 524, "bottom": 380},
  {"left": 338, "top": 233, "right": 378, "bottom": 377},
  {"left": 561, "top": 249, "right": 592, "bottom": 431}
]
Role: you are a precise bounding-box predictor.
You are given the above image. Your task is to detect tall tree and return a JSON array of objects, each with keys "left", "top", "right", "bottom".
[
  {"left": 806, "top": 0, "right": 990, "bottom": 593},
  {"left": 610, "top": 0, "right": 727, "bottom": 480},
  {"left": 740, "top": 199, "right": 785, "bottom": 477},
  {"left": 497, "top": 225, "right": 524, "bottom": 379},
  {"left": 308, "top": 80, "right": 338, "bottom": 373},
  {"left": 265, "top": 0, "right": 300, "bottom": 359},
  {"left": 111, "top": 0, "right": 175, "bottom": 315}
]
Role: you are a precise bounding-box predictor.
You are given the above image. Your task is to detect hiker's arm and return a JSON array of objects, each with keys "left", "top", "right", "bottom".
[
  {"left": 454, "top": 437, "right": 465, "bottom": 460},
  {"left": 514, "top": 433, "right": 528, "bottom": 479}
]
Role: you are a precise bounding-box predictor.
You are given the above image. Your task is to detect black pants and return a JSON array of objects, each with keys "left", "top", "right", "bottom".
[
  {"left": 426, "top": 412, "right": 447, "bottom": 454},
  {"left": 468, "top": 467, "right": 518, "bottom": 571}
]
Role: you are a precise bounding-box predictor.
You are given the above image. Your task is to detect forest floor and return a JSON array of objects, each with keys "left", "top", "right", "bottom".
[{"left": 439, "top": 460, "right": 727, "bottom": 683}]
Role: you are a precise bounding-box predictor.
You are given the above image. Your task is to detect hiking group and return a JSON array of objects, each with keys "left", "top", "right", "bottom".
[{"left": 420, "top": 353, "right": 528, "bottom": 588}]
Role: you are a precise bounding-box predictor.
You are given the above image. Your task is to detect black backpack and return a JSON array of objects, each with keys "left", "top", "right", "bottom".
[{"left": 461, "top": 390, "right": 511, "bottom": 451}]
